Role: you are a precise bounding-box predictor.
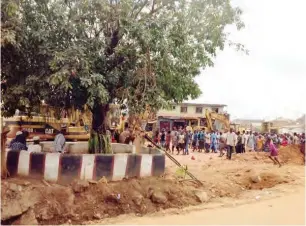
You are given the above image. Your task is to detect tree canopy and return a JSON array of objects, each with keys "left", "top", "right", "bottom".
[{"left": 1, "top": 0, "right": 245, "bottom": 121}]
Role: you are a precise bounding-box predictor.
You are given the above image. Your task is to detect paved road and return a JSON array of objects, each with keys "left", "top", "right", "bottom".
[{"left": 114, "top": 189, "right": 305, "bottom": 225}]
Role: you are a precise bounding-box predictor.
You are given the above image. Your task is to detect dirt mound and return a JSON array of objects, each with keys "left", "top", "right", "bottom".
[
  {"left": 278, "top": 145, "right": 305, "bottom": 165},
  {"left": 232, "top": 145, "right": 305, "bottom": 165},
  {"left": 1, "top": 177, "right": 207, "bottom": 225},
  {"left": 244, "top": 172, "right": 291, "bottom": 190}
]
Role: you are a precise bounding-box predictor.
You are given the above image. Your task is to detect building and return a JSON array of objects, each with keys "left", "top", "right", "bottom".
[
  {"left": 232, "top": 119, "right": 264, "bottom": 132},
  {"left": 156, "top": 103, "right": 227, "bottom": 131}
]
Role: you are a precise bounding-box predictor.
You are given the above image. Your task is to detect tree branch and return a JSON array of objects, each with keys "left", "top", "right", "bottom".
[{"left": 134, "top": 0, "right": 149, "bottom": 19}]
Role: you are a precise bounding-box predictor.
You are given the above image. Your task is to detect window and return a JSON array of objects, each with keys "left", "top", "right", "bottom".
[
  {"left": 172, "top": 105, "right": 176, "bottom": 110},
  {"left": 195, "top": 107, "right": 203, "bottom": 114},
  {"left": 180, "top": 106, "right": 187, "bottom": 113}
]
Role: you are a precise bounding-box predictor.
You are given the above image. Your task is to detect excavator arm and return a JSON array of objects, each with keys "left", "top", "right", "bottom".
[{"left": 205, "top": 109, "right": 230, "bottom": 132}]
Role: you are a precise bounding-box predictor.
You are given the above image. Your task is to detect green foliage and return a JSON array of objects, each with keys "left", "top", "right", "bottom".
[
  {"left": 1, "top": 0, "right": 245, "bottom": 118},
  {"left": 175, "top": 165, "right": 188, "bottom": 179}
]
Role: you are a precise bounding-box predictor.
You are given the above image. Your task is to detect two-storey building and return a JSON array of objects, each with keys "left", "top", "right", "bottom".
[{"left": 156, "top": 103, "right": 227, "bottom": 131}]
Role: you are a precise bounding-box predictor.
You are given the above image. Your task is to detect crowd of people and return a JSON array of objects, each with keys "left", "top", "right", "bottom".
[
  {"left": 152, "top": 126, "right": 305, "bottom": 166},
  {"left": 7, "top": 125, "right": 305, "bottom": 164},
  {"left": 8, "top": 127, "right": 67, "bottom": 153}
]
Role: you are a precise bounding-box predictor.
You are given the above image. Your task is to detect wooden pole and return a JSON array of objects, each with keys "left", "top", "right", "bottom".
[{"left": 144, "top": 134, "right": 203, "bottom": 185}]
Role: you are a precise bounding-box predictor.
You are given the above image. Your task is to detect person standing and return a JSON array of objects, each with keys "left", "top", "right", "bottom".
[
  {"left": 171, "top": 127, "right": 179, "bottom": 154},
  {"left": 241, "top": 130, "right": 246, "bottom": 153},
  {"left": 205, "top": 132, "right": 211, "bottom": 153},
  {"left": 256, "top": 135, "right": 264, "bottom": 152},
  {"left": 226, "top": 129, "right": 237, "bottom": 160},
  {"left": 247, "top": 132, "right": 255, "bottom": 152},
  {"left": 219, "top": 132, "right": 227, "bottom": 157},
  {"left": 184, "top": 130, "right": 191, "bottom": 155},
  {"left": 244, "top": 131, "right": 250, "bottom": 152},
  {"left": 198, "top": 129, "right": 205, "bottom": 152},
  {"left": 54, "top": 127, "right": 66, "bottom": 153},
  {"left": 300, "top": 133, "right": 305, "bottom": 155},
  {"left": 192, "top": 130, "right": 198, "bottom": 152},
  {"left": 293, "top": 133, "right": 300, "bottom": 145},
  {"left": 114, "top": 129, "right": 120, "bottom": 143},
  {"left": 165, "top": 131, "right": 171, "bottom": 152},
  {"left": 178, "top": 131, "right": 185, "bottom": 155},
  {"left": 210, "top": 131, "right": 217, "bottom": 153},
  {"left": 216, "top": 131, "right": 220, "bottom": 152},
  {"left": 235, "top": 131, "right": 242, "bottom": 154},
  {"left": 160, "top": 129, "right": 166, "bottom": 147}
]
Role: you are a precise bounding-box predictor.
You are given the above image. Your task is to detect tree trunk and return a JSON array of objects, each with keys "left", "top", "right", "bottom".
[
  {"left": 88, "top": 104, "right": 112, "bottom": 154},
  {"left": 1, "top": 127, "right": 10, "bottom": 179}
]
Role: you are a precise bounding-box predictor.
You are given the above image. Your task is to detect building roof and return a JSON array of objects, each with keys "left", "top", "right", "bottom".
[
  {"left": 233, "top": 119, "right": 264, "bottom": 124},
  {"left": 178, "top": 102, "right": 227, "bottom": 107},
  {"left": 157, "top": 112, "right": 203, "bottom": 119}
]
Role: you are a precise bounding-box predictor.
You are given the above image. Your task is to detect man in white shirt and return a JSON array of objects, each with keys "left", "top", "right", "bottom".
[
  {"left": 28, "top": 136, "right": 42, "bottom": 153},
  {"left": 293, "top": 133, "right": 300, "bottom": 145},
  {"left": 226, "top": 129, "right": 237, "bottom": 160}
]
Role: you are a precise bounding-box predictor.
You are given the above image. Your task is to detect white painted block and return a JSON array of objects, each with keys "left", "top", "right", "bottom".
[
  {"left": 17, "top": 151, "right": 31, "bottom": 176},
  {"left": 44, "top": 153, "right": 60, "bottom": 182},
  {"left": 80, "top": 154, "right": 95, "bottom": 180},
  {"left": 132, "top": 145, "right": 136, "bottom": 154},
  {"left": 112, "top": 154, "right": 128, "bottom": 180},
  {"left": 140, "top": 154, "right": 153, "bottom": 177}
]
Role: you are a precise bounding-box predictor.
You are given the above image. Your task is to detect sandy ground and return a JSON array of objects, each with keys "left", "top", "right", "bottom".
[
  {"left": 90, "top": 148, "right": 305, "bottom": 225},
  {"left": 2, "top": 145, "right": 305, "bottom": 225},
  {"left": 110, "top": 188, "right": 305, "bottom": 225}
]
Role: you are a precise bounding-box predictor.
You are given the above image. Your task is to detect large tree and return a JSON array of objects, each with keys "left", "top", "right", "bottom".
[{"left": 1, "top": 0, "right": 245, "bottom": 153}]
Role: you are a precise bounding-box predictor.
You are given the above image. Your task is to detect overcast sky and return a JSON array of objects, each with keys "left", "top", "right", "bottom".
[{"left": 190, "top": 0, "right": 306, "bottom": 121}]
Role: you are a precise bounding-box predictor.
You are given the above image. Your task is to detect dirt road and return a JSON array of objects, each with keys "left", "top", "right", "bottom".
[{"left": 112, "top": 188, "right": 305, "bottom": 225}]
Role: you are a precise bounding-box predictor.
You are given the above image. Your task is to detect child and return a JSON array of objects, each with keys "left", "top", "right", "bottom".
[{"left": 267, "top": 137, "right": 282, "bottom": 167}]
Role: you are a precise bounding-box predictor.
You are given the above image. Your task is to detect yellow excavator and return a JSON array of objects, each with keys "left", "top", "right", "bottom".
[
  {"left": 2, "top": 104, "right": 91, "bottom": 141},
  {"left": 204, "top": 110, "right": 245, "bottom": 132},
  {"left": 2, "top": 103, "right": 122, "bottom": 142},
  {"left": 204, "top": 109, "right": 231, "bottom": 132}
]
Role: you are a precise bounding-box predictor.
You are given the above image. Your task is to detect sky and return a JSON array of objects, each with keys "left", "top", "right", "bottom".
[{"left": 190, "top": 0, "right": 306, "bottom": 121}]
